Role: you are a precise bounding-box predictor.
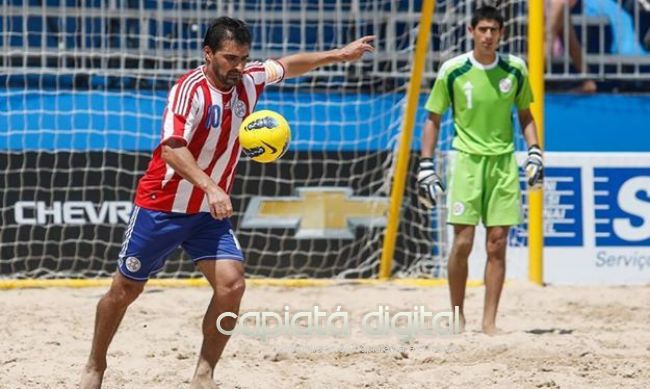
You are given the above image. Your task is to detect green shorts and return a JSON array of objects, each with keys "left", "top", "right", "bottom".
[{"left": 446, "top": 150, "right": 522, "bottom": 226}]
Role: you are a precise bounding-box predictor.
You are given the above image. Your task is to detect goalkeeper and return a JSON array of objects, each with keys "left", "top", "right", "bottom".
[{"left": 417, "top": 5, "right": 542, "bottom": 335}]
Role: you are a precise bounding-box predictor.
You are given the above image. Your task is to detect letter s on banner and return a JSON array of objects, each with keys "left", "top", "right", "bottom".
[{"left": 613, "top": 177, "right": 650, "bottom": 242}]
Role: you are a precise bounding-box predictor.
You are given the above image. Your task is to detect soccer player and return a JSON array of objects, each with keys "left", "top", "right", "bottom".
[
  {"left": 417, "top": 6, "right": 543, "bottom": 335},
  {"left": 80, "top": 17, "right": 374, "bottom": 389}
]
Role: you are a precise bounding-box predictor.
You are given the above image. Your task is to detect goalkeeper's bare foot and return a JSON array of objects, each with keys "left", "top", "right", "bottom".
[
  {"left": 79, "top": 365, "right": 104, "bottom": 389},
  {"left": 189, "top": 375, "right": 219, "bottom": 389}
]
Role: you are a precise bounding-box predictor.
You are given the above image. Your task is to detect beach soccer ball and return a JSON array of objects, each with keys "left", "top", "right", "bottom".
[{"left": 239, "top": 110, "right": 291, "bottom": 163}]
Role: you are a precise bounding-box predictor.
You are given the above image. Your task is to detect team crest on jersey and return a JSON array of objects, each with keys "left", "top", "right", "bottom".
[
  {"left": 125, "top": 256, "right": 141, "bottom": 272},
  {"left": 499, "top": 78, "right": 513, "bottom": 93},
  {"left": 233, "top": 100, "right": 247, "bottom": 118}
]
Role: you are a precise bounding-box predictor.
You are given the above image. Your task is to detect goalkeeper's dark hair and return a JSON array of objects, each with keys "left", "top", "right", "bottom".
[
  {"left": 471, "top": 5, "right": 505, "bottom": 29},
  {"left": 203, "top": 17, "right": 252, "bottom": 51}
]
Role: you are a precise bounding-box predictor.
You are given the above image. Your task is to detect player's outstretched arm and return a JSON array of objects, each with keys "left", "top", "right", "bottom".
[{"left": 277, "top": 35, "right": 375, "bottom": 79}]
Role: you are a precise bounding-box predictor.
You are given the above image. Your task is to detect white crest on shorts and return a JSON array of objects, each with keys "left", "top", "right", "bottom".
[
  {"left": 233, "top": 99, "right": 247, "bottom": 118},
  {"left": 125, "top": 256, "right": 141, "bottom": 272},
  {"left": 499, "top": 78, "right": 513, "bottom": 93},
  {"left": 452, "top": 202, "right": 465, "bottom": 216}
]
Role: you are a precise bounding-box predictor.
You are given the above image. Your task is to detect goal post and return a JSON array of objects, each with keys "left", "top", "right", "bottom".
[
  {"left": 528, "top": 0, "right": 545, "bottom": 286},
  {"left": 379, "top": 0, "right": 436, "bottom": 280}
]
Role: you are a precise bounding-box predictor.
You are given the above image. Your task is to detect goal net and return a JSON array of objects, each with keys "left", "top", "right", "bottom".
[{"left": 0, "top": 0, "right": 529, "bottom": 280}]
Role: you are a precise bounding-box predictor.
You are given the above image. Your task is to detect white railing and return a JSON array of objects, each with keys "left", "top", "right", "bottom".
[{"left": 1, "top": 1, "right": 648, "bottom": 81}]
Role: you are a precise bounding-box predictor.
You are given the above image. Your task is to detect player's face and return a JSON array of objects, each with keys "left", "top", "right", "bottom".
[
  {"left": 204, "top": 39, "right": 250, "bottom": 90},
  {"left": 469, "top": 19, "right": 503, "bottom": 54}
]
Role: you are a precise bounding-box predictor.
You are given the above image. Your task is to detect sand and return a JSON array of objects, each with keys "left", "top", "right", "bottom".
[{"left": 1, "top": 281, "right": 649, "bottom": 388}]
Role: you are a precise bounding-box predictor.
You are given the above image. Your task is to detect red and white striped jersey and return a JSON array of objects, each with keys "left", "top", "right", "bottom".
[{"left": 135, "top": 60, "right": 285, "bottom": 213}]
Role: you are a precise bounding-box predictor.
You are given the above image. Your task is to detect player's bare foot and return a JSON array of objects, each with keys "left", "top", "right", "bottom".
[
  {"left": 189, "top": 375, "right": 219, "bottom": 389},
  {"left": 481, "top": 323, "right": 502, "bottom": 336},
  {"left": 79, "top": 365, "right": 104, "bottom": 389}
]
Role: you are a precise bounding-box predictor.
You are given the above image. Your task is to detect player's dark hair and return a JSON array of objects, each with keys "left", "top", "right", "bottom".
[
  {"left": 203, "top": 17, "right": 252, "bottom": 51},
  {"left": 470, "top": 5, "right": 504, "bottom": 29}
]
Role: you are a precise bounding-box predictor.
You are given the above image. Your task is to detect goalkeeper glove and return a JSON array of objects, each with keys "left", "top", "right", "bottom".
[
  {"left": 417, "top": 157, "right": 446, "bottom": 209},
  {"left": 524, "top": 144, "right": 544, "bottom": 188}
]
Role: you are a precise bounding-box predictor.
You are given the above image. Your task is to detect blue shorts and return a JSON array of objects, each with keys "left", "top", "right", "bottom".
[{"left": 117, "top": 206, "right": 244, "bottom": 281}]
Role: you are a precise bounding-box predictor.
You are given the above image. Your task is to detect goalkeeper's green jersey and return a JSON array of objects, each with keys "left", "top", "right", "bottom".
[{"left": 425, "top": 51, "right": 533, "bottom": 156}]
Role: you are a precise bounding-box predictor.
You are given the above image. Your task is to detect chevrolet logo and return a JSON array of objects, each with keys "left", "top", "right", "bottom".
[{"left": 241, "top": 187, "right": 388, "bottom": 239}]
